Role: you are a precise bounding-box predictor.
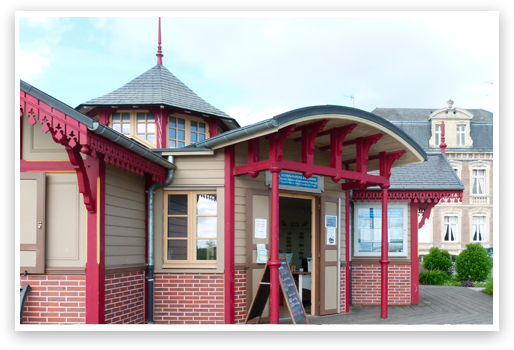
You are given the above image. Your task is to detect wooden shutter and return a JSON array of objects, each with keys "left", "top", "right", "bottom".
[{"left": 20, "top": 172, "right": 46, "bottom": 274}]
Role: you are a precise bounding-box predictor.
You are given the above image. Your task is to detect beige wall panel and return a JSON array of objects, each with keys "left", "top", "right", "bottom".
[
  {"left": 172, "top": 169, "right": 224, "bottom": 180},
  {"left": 324, "top": 266, "right": 338, "bottom": 310},
  {"left": 20, "top": 179, "right": 38, "bottom": 244},
  {"left": 325, "top": 250, "right": 338, "bottom": 262},
  {"left": 46, "top": 173, "right": 87, "bottom": 268},
  {"left": 22, "top": 116, "right": 69, "bottom": 160},
  {"left": 105, "top": 165, "right": 146, "bottom": 267},
  {"left": 20, "top": 251, "right": 37, "bottom": 267}
]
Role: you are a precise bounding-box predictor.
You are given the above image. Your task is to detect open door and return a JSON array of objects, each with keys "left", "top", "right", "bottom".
[{"left": 319, "top": 196, "right": 340, "bottom": 316}]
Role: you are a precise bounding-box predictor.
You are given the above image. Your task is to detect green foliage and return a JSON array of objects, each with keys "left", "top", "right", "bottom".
[
  {"left": 483, "top": 274, "right": 493, "bottom": 295},
  {"left": 423, "top": 247, "right": 453, "bottom": 276},
  {"left": 419, "top": 270, "right": 449, "bottom": 285},
  {"left": 455, "top": 243, "right": 493, "bottom": 282}
]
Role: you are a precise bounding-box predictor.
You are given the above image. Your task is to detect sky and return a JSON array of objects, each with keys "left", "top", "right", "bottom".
[{"left": 17, "top": 12, "right": 498, "bottom": 127}]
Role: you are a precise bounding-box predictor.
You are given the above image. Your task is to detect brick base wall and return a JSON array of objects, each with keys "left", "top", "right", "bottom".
[
  {"left": 154, "top": 273, "right": 224, "bottom": 324},
  {"left": 234, "top": 270, "right": 247, "bottom": 323},
  {"left": 104, "top": 271, "right": 145, "bottom": 324},
  {"left": 351, "top": 264, "right": 411, "bottom": 305},
  {"left": 20, "top": 275, "right": 86, "bottom": 324},
  {"left": 340, "top": 268, "right": 348, "bottom": 313}
]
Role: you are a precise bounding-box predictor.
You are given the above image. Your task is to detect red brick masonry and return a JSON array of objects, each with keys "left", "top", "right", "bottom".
[{"left": 104, "top": 271, "right": 145, "bottom": 324}]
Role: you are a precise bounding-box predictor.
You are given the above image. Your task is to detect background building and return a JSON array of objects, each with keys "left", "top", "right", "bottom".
[{"left": 372, "top": 101, "right": 493, "bottom": 257}]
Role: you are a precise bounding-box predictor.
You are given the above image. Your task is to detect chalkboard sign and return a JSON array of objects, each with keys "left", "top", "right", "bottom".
[{"left": 245, "top": 257, "right": 308, "bottom": 324}]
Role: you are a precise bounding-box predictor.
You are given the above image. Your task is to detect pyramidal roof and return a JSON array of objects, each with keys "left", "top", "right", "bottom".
[{"left": 78, "top": 64, "right": 233, "bottom": 121}]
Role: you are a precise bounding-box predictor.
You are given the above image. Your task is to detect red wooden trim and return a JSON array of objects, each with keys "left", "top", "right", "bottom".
[
  {"left": 84, "top": 155, "right": 105, "bottom": 324},
  {"left": 20, "top": 160, "right": 75, "bottom": 172},
  {"left": 345, "top": 190, "right": 351, "bottom": 313},
  {"left": 224, "top": 146, "right": 235, "bottom": 324},
  {"left": 440, "top": 121, "right": 447, "bottom": 154},
  {"left": 410, "top": 202, "right": 420, "bottom": 305},
  {"left": 418, "top": 202, "right": 436, "bottom": 229},
  {"left": 329, "top": 124, "right": 358, "bottom": 183},
  {"left": 301, "top": 119, "right": 328, "bottom": 165},
  {"left": 269, "top": 125, "right": 295, "bottom": 162},
  {"left": 66, "top": 145, "right": 95, "bottom": 212},
  {"left": 356, "top": 134, "right": 383, "bottom": 174},
  {"left": 269, "top": 168, "right": 281, "bottom": 324},
  {"left": 247, "top": 138, "right": 260, "bottom": 179},
  {"left": 379, "top": 150, "right": 406, "bottom": 179},
  {"left": 380, "top": 185, "right": 390, "bottom": 318},
  {"left": 352, "top": 190, "right": 464, "bottom": 203}
]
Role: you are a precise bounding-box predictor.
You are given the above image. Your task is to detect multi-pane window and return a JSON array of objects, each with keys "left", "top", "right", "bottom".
[
  {"left": 472, "top": 215, "right": 486, "bottom": 242},
  {"left": 435, "top": 124, "right": 442, "bottom": 146},
  {"left": 354, "top": 203, "right": 407, "bottom": 257},
  {"left": 457, "top": 125, "right": 466, "bottom": 146},
  {"left": 472, "top": 169, "right": 486, "bottom": 195},
  {"left": 136, "top": 112, "right": 156, "bottom": 144},
  {"left": 164, "top": 191, "right": 218, "bottom": 266},
  {"left": 110, "top": 111, "right": 156, "bottom": 147},
  {"left": 444, "top": 215, "right": 458, "bottom": 242},
  {"left": 168, "top": 116, "right": 208, "bottom": 148}
]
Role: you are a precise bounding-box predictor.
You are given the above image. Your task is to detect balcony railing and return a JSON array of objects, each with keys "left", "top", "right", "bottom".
[{"left": 471, "top": 195, "right": 490, "bottom": 205}]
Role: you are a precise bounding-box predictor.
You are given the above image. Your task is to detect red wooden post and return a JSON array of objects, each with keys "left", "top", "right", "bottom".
[
  {"left": 269, "top": 167, "right": 281, "bottom": 324},
  {"left": 380, "top": 184, "right": 390, "bottom": 319},
  {"left": 224, "top": 145, "right": 235, "bottom": 324},
  {"left": 410, "top": 201, "right": 420, "bottom": 305},
  {"left": 345, "top": 189, "right": 351, "bottom": 313}
]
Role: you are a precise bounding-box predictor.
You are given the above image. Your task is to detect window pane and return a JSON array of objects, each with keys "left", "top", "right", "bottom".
[
  {"left": 168, "top": 240, "right": 187, "bottom": 260},
  {"left": 197, "top": 194, "right": 217, "bottom": 215},
  {"left": 147, "top": 113, "right": 155, "bottom": 122},
  {"left": 197, "top": 217, "right": 217, "bottom": 238},
  {"left": 199, "top": 133, "right": 205, "bottom": 141},
  {"left": 122, "top": 113, "right": 130, "bottom": 121},
  {"left": 169, "top": 140, "right": 176, "bottom": 148},
  {"left": 169, "top": 128, "right": 176, "bottom": 139},
  {"left": 191, "top": 121, "right": 197, "bottom": 131},
  {"left": 121, "top": 124, "right": 130, "bottom": 133},
  {"left": 197, "top": 240, "right": 217, "bottom": 260},
  {"left": 146, "top": 134, "right": 155, "bottom": 143},
  {"left": 178, "top": 141, "right": 185, "bottom": 148},
  {"left": 112, "top": 113, "right": 120, "bottom": 121},
  {"left": 169, "top": 117, "right": 176, "bottom": 127},
  {"left": 112, "top": 124, "right": 121, "bottom": 132},
  {"left": 168, "top": 217, "right": 188, "bottom": 238},
  {"left": 178, "top": 118, "right": 185, "bottom": 129},
  {"left": 137, "top": 113, "right": 146, "bottom": 121},
  {"left": 137, "top": 123, "right": 146, "bottom": 133},
  {"left": 191, "top": 132, "right": 197, "bottom": 143},
  {"left": 199, "top": 123, "right": 206, "bottom": 133},
  {"left": 147, "top": 123, "right": 155, "bottom": 133},
  {"left": 178, "top": 130, "right": 185, "bottom": 140},
  {"left": 168, "top": 195, "right": 188, "bottom": 215}
]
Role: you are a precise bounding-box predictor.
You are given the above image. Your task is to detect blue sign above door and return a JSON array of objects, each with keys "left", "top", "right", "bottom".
[{"left": 265, "top": 171, "right": 324, "bottom": 193}]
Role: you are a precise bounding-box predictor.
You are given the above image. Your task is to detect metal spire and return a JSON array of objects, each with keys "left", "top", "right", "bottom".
[{"left": 156, "top": 17, "right": 163, "bottom": 65}]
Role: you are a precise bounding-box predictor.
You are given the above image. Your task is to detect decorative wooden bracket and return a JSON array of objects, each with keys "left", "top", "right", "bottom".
[
  {"left": 269, "top": 125, "right": 296, "bottom": 162},
  {"left": 418, "top": 202, "right": 437, "bottom": 230},
  {"left": 65, "top": 145, "right": 96, "bottom": 212},
  {"left": 379, "top": 150, "right": 406, "bottom": 179},
  {"left": 248, "top": 138, "right": 260, "bottom": 178},
  {"left": 355, "top": 133, "right": 383, "bottom": 173},
  {"left": 329, "top": 123, "right": 358, "bottom": 182},
  {"left": 301, "top": 120, "right": 328, "bottom": 178}
]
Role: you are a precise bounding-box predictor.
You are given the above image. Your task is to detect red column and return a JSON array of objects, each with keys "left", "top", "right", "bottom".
[
  {"left": 410, "top": 202, "right": 420, "bottom": 304},
  {"left": 84, "top": 155, "right": 105, "bottom": 324},
  {"left": 224, "top": 146, "right": 235, "bottom": 324},
  {"left": 269, "top": 167, "right": 281, "bottom": 324},
  {"left": 380, "top": 185, "right": 390, "bottom": 318},
  {"left": 345, "top": 190, "right": 351, "bottom": 313}
]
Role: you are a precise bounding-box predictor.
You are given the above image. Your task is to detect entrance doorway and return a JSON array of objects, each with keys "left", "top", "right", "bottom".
[{"left": 278, "top": 194, "right": 315, "bottom": 316}]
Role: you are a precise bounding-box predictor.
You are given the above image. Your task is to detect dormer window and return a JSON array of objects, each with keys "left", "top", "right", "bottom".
[
  {"left": 435, "top": 124, "right": 442, "bottom": 146},
  {"left": 168, "top": 115, "right": 209, "bottom": 148},
  {"left": 457, "top": 125, "right": 466, "bottom": 146},
  {"left": 110, "top": 111, "right": 156, "bottom": 147}
]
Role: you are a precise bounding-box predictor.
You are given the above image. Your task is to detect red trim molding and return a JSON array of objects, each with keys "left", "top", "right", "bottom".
[
  {"left": 352, "top": 190, "right": 463, "bottom": 203},
  {"left": 224, "top": 145, "right": 235, "bottom": 324}
]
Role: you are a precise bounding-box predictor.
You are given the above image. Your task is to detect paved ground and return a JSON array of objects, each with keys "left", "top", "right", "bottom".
[{"left": 281, "top": 285, "right": 493, "bottom": 325}]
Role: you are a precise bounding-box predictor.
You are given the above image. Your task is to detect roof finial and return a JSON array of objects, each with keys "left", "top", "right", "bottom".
[
  {"left": 439, "top": 121, "right": 447, "bottom": 154},
  {"left": 156, "top": 17, "right": 163, "bottom": 65}
]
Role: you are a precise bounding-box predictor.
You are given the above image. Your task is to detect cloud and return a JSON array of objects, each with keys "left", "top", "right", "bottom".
[
  {"left": 226, "top": 106, "right": 292, "bottom": 126},
  {"left": 19, "top": 41, "right": 53, "bottom": 81}
]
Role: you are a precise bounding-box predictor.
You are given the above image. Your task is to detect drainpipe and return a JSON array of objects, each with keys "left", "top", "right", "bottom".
[{"left": 146, "top": 156, "right": 175, "bottom": 324}]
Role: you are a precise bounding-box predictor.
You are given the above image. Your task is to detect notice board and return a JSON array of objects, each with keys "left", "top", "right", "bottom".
[{"left": 245, "top": 256, "right": 309, "bottom": 324}]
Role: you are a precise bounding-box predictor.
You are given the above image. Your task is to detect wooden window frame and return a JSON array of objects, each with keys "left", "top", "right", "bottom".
[
  {"left": 167, "top": 115, "right": 209, "bottom": 148},
  {"left": 456, "top": 124, "right": 466, "bottom": 146},
  {"left": 163, "top": 190, "right": 218, "bottom": 268},
  {"left": 443, "top": 214, "right": 458, "bottom": 242},
  {"left": 110, "top": 110, "right": 156, "bottom": 148}
]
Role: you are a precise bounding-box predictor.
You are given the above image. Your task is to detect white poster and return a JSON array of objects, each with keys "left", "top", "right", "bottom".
[
  {"left": 325, "top": 215, "right": 337, "bottom": 228},
  {"left": 255, "top": 218, "right": 267, "bottom": 239},
  {"left": 326, "top": 227, "right": 336, "bottom": 245}
]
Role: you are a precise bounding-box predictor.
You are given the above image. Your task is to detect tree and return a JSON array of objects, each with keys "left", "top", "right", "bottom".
[
  {"left": 455, "top": 243, "right": 493, "bottom": 282},
  {"left": 423, "top": 247, "right": 453, "bottom": 276}
]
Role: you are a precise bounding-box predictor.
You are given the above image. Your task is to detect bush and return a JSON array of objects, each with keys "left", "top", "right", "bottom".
[
  {"left": 419, "top": 270, "right": 449, "bottom": 285},
  {"left": 455, "top": 243, "right": 493, "bottom": 282},
  {"left": 423, "top": 247, "right": 453, "bottom": 276},
  {"left": 483, "top": 274, "right": 493, "bottom": 295}
]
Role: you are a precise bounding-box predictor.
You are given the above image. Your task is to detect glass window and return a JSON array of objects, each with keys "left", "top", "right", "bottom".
[
  {"left": 110, "top": 111, "right": 155, "bottom": 146},
  {"left": 164, "top": 191, "right": 218, "bottom": 266},
  {"left": 457, "top": 125, "right": 466, "bottom": 146},
  {"left": 354, "top": 203, "right": 407, "bottom": 257},
  {"left": 472, "top": 169, "right": 486, "bottom": 195},
  {"left": 444, "top": 215, "right": 458, "bottom": 242},
  {"left": 167, "top": 116, "right": 209, "bottom": 148},
  {"left": 472, "top": 215, "right": 486, "bottom": 242},
  {"left": 435, "top": 124, "right": 442, "bottom": 146}
]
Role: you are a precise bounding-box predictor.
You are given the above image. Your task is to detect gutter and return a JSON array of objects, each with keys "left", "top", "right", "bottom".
[{"left": 146, "top": 157, "right": 175, "bottom": 324}]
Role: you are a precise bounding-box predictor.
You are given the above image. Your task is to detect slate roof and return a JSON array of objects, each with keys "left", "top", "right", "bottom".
[
  {"left": 368, "top": 153, "right": 464, "bottom": 191},
  {"left": 77, "top": 64, "right": 239, "bottom": 127},
  {"left": 371, "top": 108, "right": 493, "bottom": 152}
]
